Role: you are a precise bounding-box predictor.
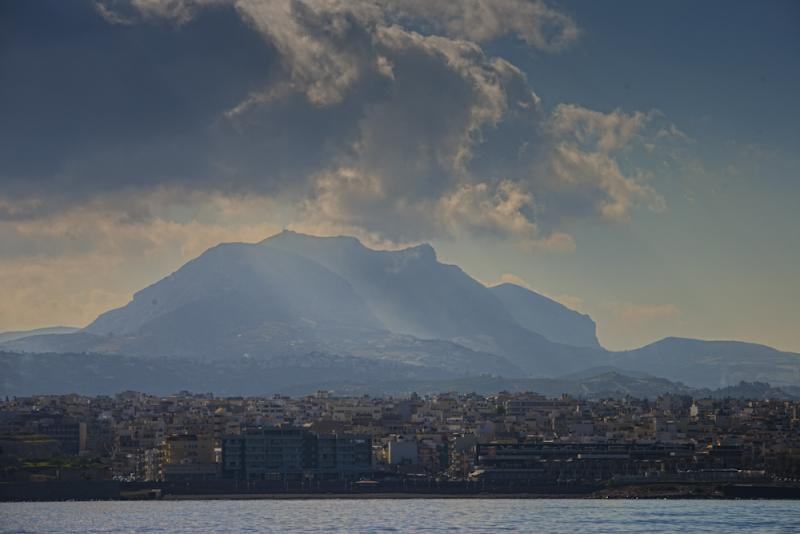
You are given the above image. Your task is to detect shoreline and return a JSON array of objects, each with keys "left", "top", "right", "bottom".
[
  {"left": 158, "top": 493, "right": 720, "bottom": 501},
  {"left": 2, "top": 495, "right": 790, "bottom": 502},
  {"left": 4, "top": 482, "right": 800, "bottom": 502}
]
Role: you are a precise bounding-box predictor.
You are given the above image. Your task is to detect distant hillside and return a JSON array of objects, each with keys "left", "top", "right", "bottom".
[
  {"left": 610, "top": 337, "right": 800, "bottom": 388},
  {"left": 3, "top": 351, "right": 796, "bottom": 400}
]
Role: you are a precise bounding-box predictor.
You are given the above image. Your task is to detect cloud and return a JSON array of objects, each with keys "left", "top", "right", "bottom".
[
  {"left": 438, "top": 181, "right": 536, "bottom": 240},
  {"left": 549, "top": 104, "right": 651, "bottom": 153},
  {"left": 94, "top": 1, "right": 135, "bottom": 24},
  {"left": 95, "top": 0, "right": 229, "bottom": 25},
  {"left": 384, "top": 0, "right": 579, "bottom": 51},
  {"left": 531, "top": 232, "right": 577, "bottom": 252},
  {"left": 538, "top": 105, "right": 666, "bottom": 224},
  {"left": 0, "top": 190, "right": 285, "bottom": 330},
  {"left": 492, "top": 273, "right": 531, "bottom": 290},
  {"left": 1, "top": 0, "right": 677, "bottom": 264}
]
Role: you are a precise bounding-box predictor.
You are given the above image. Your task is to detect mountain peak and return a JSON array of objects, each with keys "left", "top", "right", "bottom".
[
  {"left": 401, "top": 243, "right": 436, "bottom": 262},
  {"left": 261, "top": 230, "right": 439, "bottom": 264},
  {"left": 260, "top": 229, "right": 365, "bottom": 249}
]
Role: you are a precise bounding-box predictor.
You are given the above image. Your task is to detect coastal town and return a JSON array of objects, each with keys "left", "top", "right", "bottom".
[{"left": 2, "top": 389, "right": 799, "bottom": 498}]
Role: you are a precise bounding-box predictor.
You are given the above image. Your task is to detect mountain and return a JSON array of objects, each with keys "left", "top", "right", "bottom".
[
  {"left": 610, "top": 337, "right": 800, "bottom": 388},
  {"left": 489, "top": 283, "right": 600, "bottom": 349},
  {"left": 86, "top": 242, "right": 383, "bottom": 338},
  {"left": 4, "top": 351, "right": 795, "bottom": 400},
  {"left": 2, "top": 231, "right": 799, "bottom": 392},
  {"left": 0, "top": 326, "right": 79, "bottom": 344},
  {"left": 0, "top": 350, "right": 477, "bottom": 397},
  {"left": 2, "top": 239, "right": 524, "bottom": 376},
  {"left": 261, "top": 232, "right": 500, "bottom": 342},
  {"left": 0, "top": 352, "right": 674, "bottom": 397},
  {"left": 260, "top": 231, "right": 600, "bottom": 374},
  {"left": 706, "top": 381, "right": 798, "bottom": 401}
]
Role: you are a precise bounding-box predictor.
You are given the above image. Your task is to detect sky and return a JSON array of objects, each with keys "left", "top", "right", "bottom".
[{"left": 0, "top": 0, "right": 798, "bottom": 352}]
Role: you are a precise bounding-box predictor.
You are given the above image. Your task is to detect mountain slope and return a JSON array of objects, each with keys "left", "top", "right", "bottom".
[
  {"left": 86, "top": 242, "right": 383, "bottom": 337},
  {"left": 489, "top": 283, "right": 600, "bottom": 349},
  {"left": 260, "top": 231, "right": 601, "bottom": 374},
  {"left": 261, "top": 231, "right": 525, "bottom": 341},
  {"left": 3, "top": 240, "right": 522, "bottom": 376}
]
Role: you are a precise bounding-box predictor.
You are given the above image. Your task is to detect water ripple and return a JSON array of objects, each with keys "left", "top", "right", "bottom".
[{"left": 2, "top": 499, "right": 800, "bottom": 533}]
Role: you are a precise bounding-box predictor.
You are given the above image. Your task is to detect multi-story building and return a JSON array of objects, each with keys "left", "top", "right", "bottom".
[
  {"left": 36, "top": 417, "right": 87, "bottom": 455},
  {"left": 472, "top": 441, "right": 698, "bottom": 483},
  {"left": 161, "top": 434, "right": 219, "bottom": 481},
  {"left": 222, "top": 426, "right": 371, "bottom": 480}
]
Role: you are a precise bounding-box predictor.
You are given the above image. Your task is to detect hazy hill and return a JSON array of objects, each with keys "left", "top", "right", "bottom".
[
  {"left": 4, "top": 351, "right": 796, "bottom": 400},
  {"left": 610, "top": 337, "right": 800, "bottom": 388}
]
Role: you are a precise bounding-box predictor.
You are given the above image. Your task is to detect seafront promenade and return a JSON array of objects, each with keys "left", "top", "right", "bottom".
[{"left": 4, "top": 478, "right": 800, "bottom": 502}]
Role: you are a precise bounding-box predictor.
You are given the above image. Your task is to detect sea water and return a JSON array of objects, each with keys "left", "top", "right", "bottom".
[{"left": 2, "top": 499, "right": 800, "bottom": 533}]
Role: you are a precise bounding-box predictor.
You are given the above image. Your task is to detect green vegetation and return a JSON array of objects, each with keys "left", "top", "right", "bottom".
[
  {"left": 22, "top": 457, "right": 107, "bottom": 470},
  {"left": 0, "top": 433, "right": 56, "bottom": 443}
]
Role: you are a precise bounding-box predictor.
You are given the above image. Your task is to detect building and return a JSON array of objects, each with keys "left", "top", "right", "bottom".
[
  {"left": 388, "top": 439, "right": 418, "bottom": 465},
  {"left": 315, "top": 434, "right": 372, "bottom": 479},
  {"left": 472, "top": 442, "right": 696, "bottom": 483},
  {"left": 161, "top": 434, "right": 219, "bottom": 481},
  {"left": 38, "top": 418, "right": 87, "bottom": 456},
  {"left": 222, "top": 426, "right": 371, "bottom": 480},
  {"left": 2, "top": 390, "right": 796, "bottom": 485}
]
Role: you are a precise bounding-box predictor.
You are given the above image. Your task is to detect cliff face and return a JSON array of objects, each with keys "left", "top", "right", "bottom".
[{"left": 489, "top": 283, "right": 600, "bottom": 349}]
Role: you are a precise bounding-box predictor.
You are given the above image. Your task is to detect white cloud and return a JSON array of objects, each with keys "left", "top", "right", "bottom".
[
  {"left": 489, "top": 273, "right": 531, "bottom": 290},
  {"left": 538, "top": 104, "right": 666, "bottom": 223},
  {"left": 549, "top": 104, "right": 651, "bottom": 153},
  {"left": 383, "top": 0, "right": 580, "bottom": 51},
  {"left": 545, "top": 143, "right": 664, "bottom": 222},
  {"left": 94, "top": 1, "right": 135, "bottom": 24},
  {"left": 437, "top": 180, "right": 537, "bottom": 240}
]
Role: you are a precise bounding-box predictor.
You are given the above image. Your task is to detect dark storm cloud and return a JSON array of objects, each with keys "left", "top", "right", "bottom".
[
  {"left": 0, "top": 0, "right": 278, "bottom": 214},
  {"left": 0, "top": 0, "right": 667, "bottom": 247}
]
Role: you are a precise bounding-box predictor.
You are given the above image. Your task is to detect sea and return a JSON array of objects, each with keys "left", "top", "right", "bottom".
[{"left": 2, "top": 499, "right": 800, "bottom": 533}]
